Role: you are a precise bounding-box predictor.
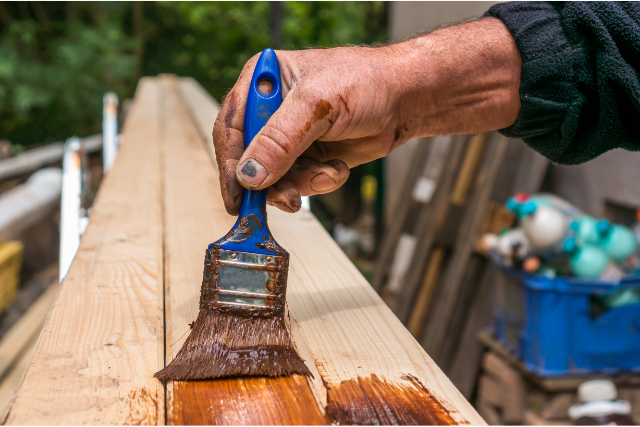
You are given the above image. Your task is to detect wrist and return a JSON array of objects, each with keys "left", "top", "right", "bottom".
[{"left": 392, "top": 17, "right": 522, "bottom": 137}]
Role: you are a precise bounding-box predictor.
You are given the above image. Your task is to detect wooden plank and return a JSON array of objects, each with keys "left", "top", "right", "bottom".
[
  {"left": 271, "top": 201, "right": 482, "bottom": 425},
  {"left": 0, "top": 332, "right": 39, "bottom": 419},
  {"left": 407, "top": 245, "right": 446, "bottom": 338},
  {"left": 178, "top": 77, "right": 220, "bottom": 171},
  {"left": 371, "top": 138, "right": 431, "bottom": 292},
  {"left": 4, "top": 79, "right": 164, "bottom": 425},
  {"left": 421, "top": 134, "right": 509, "bottom": 366},
  {"left": 0, "top": 282, "right": 58, "bottom": 419},
  {"left": 176, "top": 79, "right": 485, "bottom": 425},
  {"left": 159, "top": 76, "right": 326, "bottom": 425},
  {"left": 395, "top": 137, "right": 467, "bottom": 323},
  {"left": 447, "top": 139, "right": 549, "bottom": 397},
  {"left": 405, "top": 133, "right": 488, "bottom": 337},
  {"left": 0, "top": 281, "right": 58, "bottom": 380},
  {"left": 448, "top": 264, "right": 495, "bottom": 397}
]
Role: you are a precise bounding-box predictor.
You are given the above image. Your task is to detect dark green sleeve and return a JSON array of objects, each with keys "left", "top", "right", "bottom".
[{"left": 486, "top": 2, "right": 640, "bottom": 165}]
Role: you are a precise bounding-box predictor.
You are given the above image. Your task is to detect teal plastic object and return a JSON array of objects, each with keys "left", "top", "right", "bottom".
[
  {"left": 601, "top": 225, "right": 638, "bottom": 262},
  {"left": 571, "top": 216, "right": 610, "bottom": 245},
  {"left": 506, "top": 193, "right": 582, "bottom": 220},
  {"left": 569, "top": 244, "right": 610, "bottom": 279}
]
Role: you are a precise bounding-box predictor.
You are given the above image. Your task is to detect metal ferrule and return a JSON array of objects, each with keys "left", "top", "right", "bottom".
[{"left": 200, "top": 247, "right": 288, "bottom": 317}]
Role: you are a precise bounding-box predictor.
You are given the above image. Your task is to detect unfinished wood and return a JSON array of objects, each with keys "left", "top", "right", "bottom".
[
  {"left": 448, "top": 140, "right": 549, "bottom": 397},
  {"left": 407, "top": 245, "right": 446, "bottom": 338},
  {"left": 406, "top": 133, "right": 488, "bottom": 338},
  {"left": 5, "top": 79, "right": 164, "bottom": 425},
  {"left": 395, "top": 137, "right": 467, "bottom": 322},
  {"left": 448, "top": 265, "right": 495, "bottom": 398},
  {"left": 0, "top": 281, "right": 58, "bottom": 380},
  {"left": 371, "top": 138, "right": 431, "bottom": 292},
  {"left": 159, "top": 76, "right": 326, "bottom": 425},
  {"left": 449, "top": 134, "right": 488, "bottom": 205},
  {"left": 176, "top": 79, "right": 484, "bottom": 425},
  {"left": 178, "top": 77, "right": 220, "bottom": 171},
  {"left": 271, "top": 205, "right": 483, "bottom": 425},
  {"left": 0, "top": 332, "right": 38, "bottom": 419},
  {"left": 421, "top": 134, "right": 509, "bottom": 366}
]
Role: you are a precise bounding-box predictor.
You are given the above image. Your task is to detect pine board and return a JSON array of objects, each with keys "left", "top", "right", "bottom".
[
  {"left": 7, "top": 76, "right": 484, "bottom": 425},
  {"left": 0, "top": 281, "right": 58, "bottom": 380},
  {"left": 4, "top": 79, "right": 165, "bottom": 425}
]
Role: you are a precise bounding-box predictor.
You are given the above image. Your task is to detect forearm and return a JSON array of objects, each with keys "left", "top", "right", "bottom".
[{"left": 390, "top": 17, "right": 522, "bottom": 138}]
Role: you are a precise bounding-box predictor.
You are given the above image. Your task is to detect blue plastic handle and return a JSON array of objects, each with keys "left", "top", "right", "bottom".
[{"left": 213, "top": 49, "right": 282, "bottom": 255}]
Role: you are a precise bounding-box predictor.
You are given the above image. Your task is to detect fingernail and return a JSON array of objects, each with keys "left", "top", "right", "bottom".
[
  {"left": 310, "top": 173, "right": 337, "bottom": 192},
  {"left": 237, "top": 158, "right": 269, "bottom": 187},
  {"left": 326, "top": 159, "right": 350, "bottom": 177},
  {"left": 273, "top": 201, "right": 295, "bottom": 213}
]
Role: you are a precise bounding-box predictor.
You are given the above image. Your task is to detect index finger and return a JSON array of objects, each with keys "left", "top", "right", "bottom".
[{"left": 212, "top": 56, "right": 258, "bottom": 215}]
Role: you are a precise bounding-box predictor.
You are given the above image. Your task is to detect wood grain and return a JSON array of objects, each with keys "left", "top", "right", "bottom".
[
  {"left": 178, "top": 77, "right": 220, "bottom": 171},
  {"left": 8, "top": 76, "right": 485, "bottom": 425},
  {"left": 159, "top": 76, "right": 325, "bottom": 425},
  {"left": 0, "top": 331, "right": 39, "bottom": 419},
  {"left": 5, "top": 79, "right": 164, "bottom": 425},
  {"left": 0, "top": 281, "right": 58, "bottom": 379},
  {"left": 172, "top": 377, "right": 326, "bottom": 425},
  {"left": 395, "top": 137, "right": 467, "bottom": 323},
  {"left": 176, "top": 78, "right": 485, "bottom": 425},
  {"left": 421, "top": 134, "right": 509, "bottom": 366}
]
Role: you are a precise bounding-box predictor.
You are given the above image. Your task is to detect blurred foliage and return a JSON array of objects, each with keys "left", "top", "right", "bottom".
[{"left": 0, "top": 1, "right": 387, "bottom": 147}]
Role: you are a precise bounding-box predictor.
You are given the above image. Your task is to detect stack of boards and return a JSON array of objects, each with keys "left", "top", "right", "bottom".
[
  {"left": 372, "top": 128, "right": 548, "bottom": 398},
  {"left": 2, "top": 76, "right": 484, "bottom": 425}
]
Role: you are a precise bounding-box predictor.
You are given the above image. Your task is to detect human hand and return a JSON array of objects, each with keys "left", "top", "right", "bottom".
[{"left": 213, "top": 17, "right": 521, "bottom": 215}]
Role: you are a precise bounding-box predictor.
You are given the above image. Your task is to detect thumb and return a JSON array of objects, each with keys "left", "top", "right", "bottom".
[{"left": 235, "top": 88, "right": 336, "bottom": 190}]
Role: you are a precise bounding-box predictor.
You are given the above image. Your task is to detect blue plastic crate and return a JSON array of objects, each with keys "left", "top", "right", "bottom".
[{"left": 493, "top": 263, "right": 640, "bottom": 377}]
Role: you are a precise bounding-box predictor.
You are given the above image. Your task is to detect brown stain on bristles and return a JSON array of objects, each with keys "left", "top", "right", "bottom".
[{"left": 154, "top": 310, "right": 311, "bottom": 380}]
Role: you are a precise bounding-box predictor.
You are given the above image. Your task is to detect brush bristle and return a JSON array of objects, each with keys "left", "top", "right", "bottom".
[{"left": 154, "top": 310, "right": 311, "bottom": 380}]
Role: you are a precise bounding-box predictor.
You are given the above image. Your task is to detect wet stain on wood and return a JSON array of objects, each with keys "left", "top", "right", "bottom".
[
  {"left": 172, "top": 375, "right": 327, "bottom": 425},
  {"left": 325, "top": 374, "right": 463, "bottom": 425}
]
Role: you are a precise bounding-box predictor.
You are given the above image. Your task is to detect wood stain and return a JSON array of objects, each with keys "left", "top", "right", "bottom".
[
  {"left": 172, "top": 372, "right": 465, "bottom": 425},
  {"left": 324, "top": 374, "right": 461, "bottom": 425},
  {"left": 171, "top": 376, "right": 326, "bottom": 425}
]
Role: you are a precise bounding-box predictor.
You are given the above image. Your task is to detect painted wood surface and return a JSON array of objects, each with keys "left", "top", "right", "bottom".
[
  {"left": 5, "top": 79, "right": 164, "bottom": 425},
  {"left": 8, "top": 76, "right": 484, "bottom": 425}
]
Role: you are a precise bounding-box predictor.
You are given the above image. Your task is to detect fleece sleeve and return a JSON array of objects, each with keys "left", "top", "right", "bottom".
[{"left": 486, "top": 2, "right": 640, "bottom": 164}]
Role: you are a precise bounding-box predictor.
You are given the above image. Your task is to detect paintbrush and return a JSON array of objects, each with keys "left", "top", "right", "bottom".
[{"left": 155, "top": 49, "right": 310, "bottom": 380}]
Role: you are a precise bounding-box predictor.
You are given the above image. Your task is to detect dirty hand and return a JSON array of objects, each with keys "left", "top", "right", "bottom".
[{"left": 213, "top": 17, "right": 521, "bottom": 215}]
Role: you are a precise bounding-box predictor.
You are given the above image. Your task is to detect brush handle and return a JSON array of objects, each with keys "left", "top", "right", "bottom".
[
  {"left": 237, "top": 48, "right": 282, "bottom": 219},
  {"left": 216, "top": 49, "right": 283, "bottom": 255}
]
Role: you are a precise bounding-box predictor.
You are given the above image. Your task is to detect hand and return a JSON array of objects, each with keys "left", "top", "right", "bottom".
[{"left": 213, "top": 17, "right": 521, "bottom": 215}]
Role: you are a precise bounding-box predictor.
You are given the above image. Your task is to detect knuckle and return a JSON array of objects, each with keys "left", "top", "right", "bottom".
[{"left": 255, "top": 126, "right": 296, "bottom": 160}]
